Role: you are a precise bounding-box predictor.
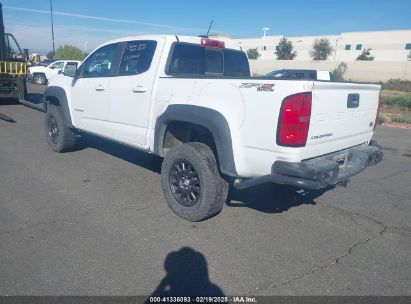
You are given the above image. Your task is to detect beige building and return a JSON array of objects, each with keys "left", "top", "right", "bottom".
[
  {"left": 211, "top": 30, "right": 411, "bottom": 81},
  {"left": 229, "top": 30, "right": 411, "bottom": 62}
]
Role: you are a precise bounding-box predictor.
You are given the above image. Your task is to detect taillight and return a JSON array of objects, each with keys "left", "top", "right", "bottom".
[
  {"left": 374, "top": 94, "right": 381, "bottom": 130},
  {"left": 277, "top": 92, "right": 312, "bottom": 147},
  {"left": 200, "top": 37, "right": 225, "bottom": 48}
]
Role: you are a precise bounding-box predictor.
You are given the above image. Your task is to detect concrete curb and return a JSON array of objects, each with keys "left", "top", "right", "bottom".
[{"left": 382, "top": 122, "right": 411, "bottom": 129}]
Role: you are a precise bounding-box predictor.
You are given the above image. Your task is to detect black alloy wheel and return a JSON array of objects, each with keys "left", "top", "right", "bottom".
[
  {"left": 169, "top": 159, "right": 201, "bottom": 206},
  {"left": 47, "top": 114, "right": 60, "bottom": 144}
]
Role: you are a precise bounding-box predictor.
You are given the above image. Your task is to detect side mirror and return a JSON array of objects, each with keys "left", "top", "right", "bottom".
[{"left": 63, "top": 63, "right": 78, "bottom": 77}]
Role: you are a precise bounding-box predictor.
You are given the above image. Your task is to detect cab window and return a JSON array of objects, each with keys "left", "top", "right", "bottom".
[
  {"left": 79, "top": 43, "right": 119, "bottom": 78},
  {"left": 119, "top": 40, "right": 157, "bottom": 76}
]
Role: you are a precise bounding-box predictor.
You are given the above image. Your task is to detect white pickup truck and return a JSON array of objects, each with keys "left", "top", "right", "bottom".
[
  {"left": 43, "top": 35, "right": 383, "bottom": 221},
  {"left": 28, "top": 60, "right": 81, "bottom": 85}
]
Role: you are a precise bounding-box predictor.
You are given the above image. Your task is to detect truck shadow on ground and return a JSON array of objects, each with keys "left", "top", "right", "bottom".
[
  {"left": 78, "top": 133, "right": 163, "bottom": 173},
  {"left": 0, "top": 99, "right": 20, "bottom": 122},
  {"left": 147, "top": 247, "right": 224, "bottom": 299},
  {"left": 227, "top": 183, "right": 328, "bottom": 213},
  {"left": 24, "top": 93, "right": 44, "bottom": 105},
  {"left": 78, "top": 133, "right": 329, "bottom": 214}
]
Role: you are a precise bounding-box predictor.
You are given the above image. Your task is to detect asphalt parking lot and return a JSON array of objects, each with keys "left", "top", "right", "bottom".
[{"left": 0, "top": 85, "right": 410, "bottom": 296}]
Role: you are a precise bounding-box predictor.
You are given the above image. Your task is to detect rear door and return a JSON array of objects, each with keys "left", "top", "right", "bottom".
[
  {"left": 303, "top": 81, "right": 380, "bottom": 159},
  {"left": 108, "top": 38, "right": 164, "bottom": 146}
]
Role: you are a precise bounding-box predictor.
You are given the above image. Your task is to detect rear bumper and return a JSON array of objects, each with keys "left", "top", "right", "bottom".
[{"left": 234, "top": 140, "right": 383, "bottom": 190}]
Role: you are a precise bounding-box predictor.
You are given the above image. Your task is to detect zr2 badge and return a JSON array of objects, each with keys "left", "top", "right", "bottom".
[{"left": 239, "top": 83, "right": 275, "bottom": 92}]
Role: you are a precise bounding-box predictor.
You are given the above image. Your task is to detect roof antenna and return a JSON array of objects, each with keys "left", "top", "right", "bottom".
[
  {"left": 206, "top": 20, "right": 213, "bottom": 37},
  {"left": 199, "top": 20, "right": 213, "bottom": 38}
]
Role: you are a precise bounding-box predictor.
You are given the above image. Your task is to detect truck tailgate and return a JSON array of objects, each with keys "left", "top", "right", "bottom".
[{"left": 303, "top": 81, "right": 380, "bottom": 160}]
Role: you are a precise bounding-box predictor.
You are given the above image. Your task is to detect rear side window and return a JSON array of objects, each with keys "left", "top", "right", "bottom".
[
  {"left": 223, "top": 49, "right": 250, "bottom": 77},
  {"left": 168, "top": 44, "right": 205, "bottom": 75},
  {"left": 167, "top": 43, "right": 250, "bottom": 77},
  {"left": 119, "top": 40, "right": 157, "bottom": 76}
]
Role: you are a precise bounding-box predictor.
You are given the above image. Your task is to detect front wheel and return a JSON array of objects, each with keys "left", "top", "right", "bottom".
[
  {"left": 161, "top": 142, "right": 228, "bottom": 221},
  {"left": 45, "top": 105, "right": 77, "bottom": 152}
]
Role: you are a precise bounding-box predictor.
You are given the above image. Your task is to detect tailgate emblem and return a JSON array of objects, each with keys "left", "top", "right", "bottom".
[{"left": 311, "top": 133, "right": 333, "bottom": 140}]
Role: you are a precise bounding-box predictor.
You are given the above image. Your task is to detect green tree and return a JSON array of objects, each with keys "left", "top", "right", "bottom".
[
  {"left": 275, "top": 38, "right": 297, "bottom": 60},
  {"left": 247, "top": 48, "right": 260, "bottom": 60},
  {"left": 53, "top": 45, "right": 87, "bottom": 61},
  {"left": 310, "top": 38, "right": 333, "bottom": 61},
  {"left": 331, "top": 62, "right": 348, "bottom": 81},
  {"left": 356, "top": 48, "right": 375, "bottom": 61}
]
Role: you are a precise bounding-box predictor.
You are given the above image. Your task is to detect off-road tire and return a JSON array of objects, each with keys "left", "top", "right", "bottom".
[
  {"left": 45, "top": 105, "right": 77, "bottom": 152},
  {"left": 161, "top": 142, "right": 229, "bottom": 221}
]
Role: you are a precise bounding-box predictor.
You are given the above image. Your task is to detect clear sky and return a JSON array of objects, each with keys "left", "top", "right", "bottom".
[{"left": 2, "top": 0, "right": 411, "bottom": 53}]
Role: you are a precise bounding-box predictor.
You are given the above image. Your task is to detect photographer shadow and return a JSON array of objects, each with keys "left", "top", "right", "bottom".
[{"left": 147, "top": 247, "right": 224, "bottom": 299}]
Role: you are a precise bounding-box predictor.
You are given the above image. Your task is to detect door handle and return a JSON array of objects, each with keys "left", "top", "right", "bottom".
[
  {"left": 132, "top": 86, "right": 147, "bottom": 93},
  {"left": 95, "top": 84, "right": 105, "bottom": 91}
]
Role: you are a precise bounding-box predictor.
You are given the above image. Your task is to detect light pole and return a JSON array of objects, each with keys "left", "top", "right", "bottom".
[
  {"left": 84, "top": 41, "right": 88, "bottom": 54},
  {"left": 334, "top": 37, "right": 341, "bottom": 61},
  {"left": 50, "top": 0, "right": 55, "bottom": 55},
  {"left": 261, "top": 27, "right": 270, "bottom": 53},
  {"left": 262, "top": 27, "right": 270, "bottom": 38}
]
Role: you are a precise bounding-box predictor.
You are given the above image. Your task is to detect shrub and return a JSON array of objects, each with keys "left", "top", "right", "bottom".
[
  {"left": 391, "top": 115, "right": 411, "bottom": 124},
  {"left": 378, "top": 115, "right": 386, "bottom": 125},
  {"left": 275, "top": 38, "right": 297, "bottom": 60},
  {"left": 331, "top": 62, "right": 348, "bottom": 81},
  {"left": 53, "top": 45, "right": 87, "bottom": 61},
  {"left": 381, "top": 93, "right": 411, "bottom": 110},
  {"left": 310, "top": 38, "right": 333, "bottom": 61},
  {"left": 247, "top": 48, "right": 260, "bottom": 60},
  {"left": 381, "top": 79, "right": 411, "bottom": 92},
  {"left": 356, "top": 48, "right": 375, "bottom": 61}
]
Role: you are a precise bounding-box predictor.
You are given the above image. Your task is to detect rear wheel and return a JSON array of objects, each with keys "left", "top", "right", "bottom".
[
  {"left": 45, "top": 105, "right": 77, "bottom": 152},
  {"left": 161, "top": 142, "right": 228, "bottom": 221}
]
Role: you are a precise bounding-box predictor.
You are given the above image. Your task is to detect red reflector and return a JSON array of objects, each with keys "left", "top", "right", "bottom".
[
  {"left": 374, "top": 94, "right": 381, "bottom": 130},
  {"left": 201, "top": 37, "right": 225, "bottom": 48},
  {"left": 277, "top": 92, "right": 312, "bottom": 147}
]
